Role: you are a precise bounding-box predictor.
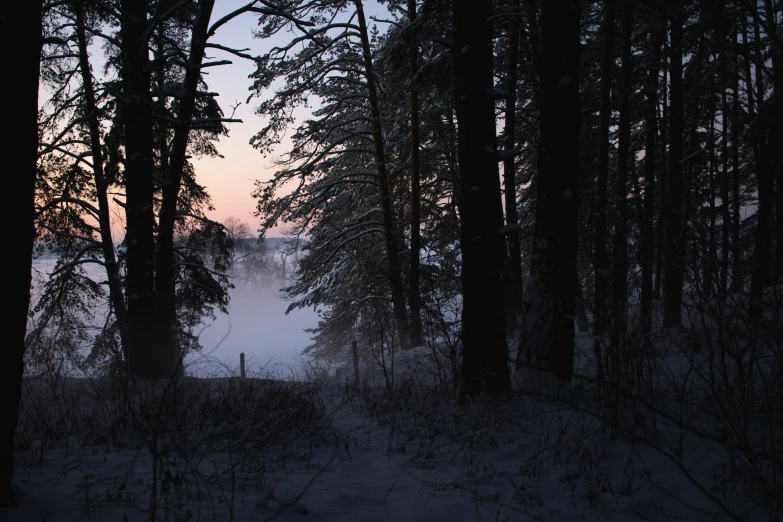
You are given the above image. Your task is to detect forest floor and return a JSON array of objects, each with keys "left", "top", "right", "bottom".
[{"left": 3, "top": 344, "right": 767, "bottom": 522}]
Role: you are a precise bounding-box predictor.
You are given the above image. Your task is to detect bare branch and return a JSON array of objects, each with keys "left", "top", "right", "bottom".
[
  {"left": 205, "top": 42, "right": 258, "bottom": 61},
  {"left": 36, "top": 197, "right": 101, "bottom": 219}
]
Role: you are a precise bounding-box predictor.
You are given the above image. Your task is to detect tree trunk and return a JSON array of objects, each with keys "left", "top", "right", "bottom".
[
  {"left": 120, "top": 0, "right": 163, "bottom": 378},
  {"left": 719, "top": 50, "right": 731, "bottom": 298},
  {"left": 748, "top": 12, "right": 774, "bottom": 321},
  {"left": 612, "top": 0, "right": 633, "bottom": 340},
  {"left": 354, "top": 0, "right": 411, "bottom": 348},
  {"left": 594, "top": 0, "right": 614, "bottom": 339},
  {"left": 446, "top": 101, "right": 461, "bottom": 218},
  {"left": 732, "top": 18, "right": 748, "bottom": 294},
  {"left": 705, "top": 74, "right": 718, "bottom": 299},
  {"left": 1, "top": 0, "right": 43, "bottom": 506},
  {"left": 641, "top": 20, "right": 662, "bottom": 332},
  {"left": 770, "top": 6, "right": 783, "bottom": 287},
  {"left": 155, "top": 0, "right": 217, "bottom": 379},
  {"left": 608, "top": 0, "right": 633, "bottom": 429},
  {"left": 681, "top": 40, "right": 704, "bottom": 294},
  {"left": 407, "top": 0, "right": 423, "bottom": 347},
  {"left": 654, "top": 43, "right": 668, "bottom": 300},
  {"left": 663, "top": 0, "right": 685, "bottom": 328},
  {"left": 531, "top": 0, "right": 581, "bottom": 383},
  {"left": 503, "top": 0, "right": 523, "bottom": 332},
  {"left": 74, "top": 2, "right": 129, "bottom": 365},
  {"left": 452, "top": 0, "right": 511, "bottom": 396}
]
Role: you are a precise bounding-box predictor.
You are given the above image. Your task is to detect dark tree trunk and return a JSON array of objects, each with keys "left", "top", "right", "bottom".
[
  {"left": 705, "top": 74, "right": 718, "bottom": 299},
  {"left": 452, "top": 0, "right": 510, "bottom": 396},
  {"left": 654, "top": 43, "right": 668, "bottom": 300},
  {"left": 612, "top": 0, "right": 633, "bottom": 340},
  {"left": 575, "top": 272, "right": 589, "bottom": 333},
  {"left": 772, "top": 16, "right": 783, "bottom": 287},
  {"left": 407, "top": 0, "right": 423, "bottom": 347},
  {"left": 732, "top": 18, "right": 748, "bottom": 294},
  {"left": 594, "top": 0, "right": 614, "bottom": 339},
  {"left": 761, "top": 0, "right": 781, "bottom": 288},
  {"left": 120, "top": 0, "right": 162, "bottom": 378},
  {"left": 663, "top": 0, "right": 685, "bottom": 328},
  {"left": 74, "top": 2, "right": 129, "bottom": 364},
  {"left": 720, "top": 50, "right": 731, "bottom": 298},
  {"left": 155, "top": 0, "right": 216, "bottom": 379},
  {"left": 748, "top": 12, "right": 774, "bottom": 321},
  {"left": 532, "top": 0, "right": 581, "bottom": 383},
  {"left": 1, "top": 0, "right": 43, "bottom": 506},
  {"left": 641, "top": 21, "right": 662, "bottom": 332},
  {"left": 683, "top": 39, "right": 705, "bottom": 293},
  {"left": 446, "top": 101, "right": 461, "bottom": 218},
  {"left": 503, "top": 0, "right": 523, "bottom": 331},
  {"left": 355, "top": 0, "right": 411, "bottom": 348},
  {"left": 608, "top": 0, "right": 633, "bottom": 429}
]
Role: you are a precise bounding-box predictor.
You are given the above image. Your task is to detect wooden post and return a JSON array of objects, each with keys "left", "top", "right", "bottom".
[
  {"left": 352, "top": 341, "right": 360, "bottom": 386},
  {"left": 240, "top": 352, "right": 246, "bottom": 379}
]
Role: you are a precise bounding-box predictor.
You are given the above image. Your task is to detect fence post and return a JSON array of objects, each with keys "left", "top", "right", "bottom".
[
  {"left": 240, "top": 352, "right": 246, "bottom": 379},
  {"left": 352, "top": 340, "right": 360, "bottom": 386}
]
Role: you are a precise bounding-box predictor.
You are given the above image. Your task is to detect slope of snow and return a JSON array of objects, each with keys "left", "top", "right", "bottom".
[{"left": 4, "top": 369, "right": 761, "bottom": 522}]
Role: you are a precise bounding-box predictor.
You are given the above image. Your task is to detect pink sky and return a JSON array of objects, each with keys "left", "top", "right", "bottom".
[
  {"left": 192, "top": 0, "right": 287, "bottom": 235},
  {"left": 194, "top": 1, "right": 388, "bottom": 237}
]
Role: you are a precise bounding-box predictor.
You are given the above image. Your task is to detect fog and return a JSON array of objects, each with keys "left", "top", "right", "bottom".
[
  {"left": 30, "top": 256, "right": 320, "bottom": 379},
  {"left": 185, "top": 281, "right": 319, "bottom": 378}
]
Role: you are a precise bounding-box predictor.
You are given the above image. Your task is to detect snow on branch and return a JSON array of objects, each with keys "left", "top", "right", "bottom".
[
  {"left": 205, "top": 43, "right": 258, "bottom": 61},
  {"left": 308, "top": 172, "right": 380, "bottom": 196},
  {"left": 208, "top": 2, "right": 315, "bottom": 39},
  {"left": 50, "top": 244, "right": 105, "bottom": 277},
  {"left": 174, "top": 262, "right": 229, "bottom": 279},
  {"left": 325, "top": 227, "right": 385, "bottom": 263},
  {"left": 198, "top": 60, "right": 233, "bottom": 69}
]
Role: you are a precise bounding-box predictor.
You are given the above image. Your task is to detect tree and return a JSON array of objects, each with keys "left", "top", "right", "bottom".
[
  {"left": 451, "top": 0, "right": 511, "bottom": 396},
  {"left": 72, "top": 0, "right": 129, "bottom": 360},
  {"left": 30, "top": 0, "right": 241, "bottom": 380},
  {"left": 611, "top": 0, "right": 633, "bottom": 343},
  {"left": 594, "top": 0, "right": 614, "bottom": 341},
  {"left": 118, "top": 0, "right": 164, "bottom": 376},
  {"left": 251, "top": 0, "right": 411, "bottom": 350},
  {"left": 592, "top": 0, "right": 615, "bottom": 387},
  {"left": 527, "top": 0, "right": 581, "bottom": 383},
  {"left": 501, "top": 0, "right": 524, "bottom": 329},
  {"left": 223, "top": 216, "right": 253, "bottom": 269},
  {"left": 640, "top": 7, "right": 663, "bottom": 331},
  {"left": 407, "top": 0, "right": 424, "bottom": 347},
  {"left": 154, "top": 0, "right": 218, "bottom": 378},
  {"left": 1, "top": 0, "right": 44, "bottom": 506},
  {"left": 662, "top": 0, "right": 685, "bottom": 328}
]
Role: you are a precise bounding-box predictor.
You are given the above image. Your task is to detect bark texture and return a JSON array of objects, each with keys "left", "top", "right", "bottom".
[{"left": 452, "top": 0, "right": 511, "bottom": 396}]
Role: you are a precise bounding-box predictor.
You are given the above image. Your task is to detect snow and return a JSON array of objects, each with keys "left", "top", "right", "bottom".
[
  {"left": 15, "top": 260, "right": 774, "bottom": 522},
  {"left": 5, "top": 353, "right": 763, "bottom": 522}
]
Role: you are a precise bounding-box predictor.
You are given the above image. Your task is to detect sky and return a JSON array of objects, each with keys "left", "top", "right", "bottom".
[
  {"left": 192, "top": 0, "right": 390, "bottom": 236},
  {"left": 190, "top": 0, "right": 275, "bottom": 233}
]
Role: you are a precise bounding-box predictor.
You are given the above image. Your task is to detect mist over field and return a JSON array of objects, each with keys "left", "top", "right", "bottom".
[
  {"left": 30, "top": 246, "right": 320, "bottom": 379},
  {"left": 186, "top": 279, "right": 320, "bottom": 378}
]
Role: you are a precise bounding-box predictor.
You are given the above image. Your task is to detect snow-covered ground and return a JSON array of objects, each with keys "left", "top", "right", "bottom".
[
  {"left": 18, "top": 258, "right": 778, "bottom": 521},
  {"left": 5, "top": 362, "right": 769, "bottom": 522}
]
